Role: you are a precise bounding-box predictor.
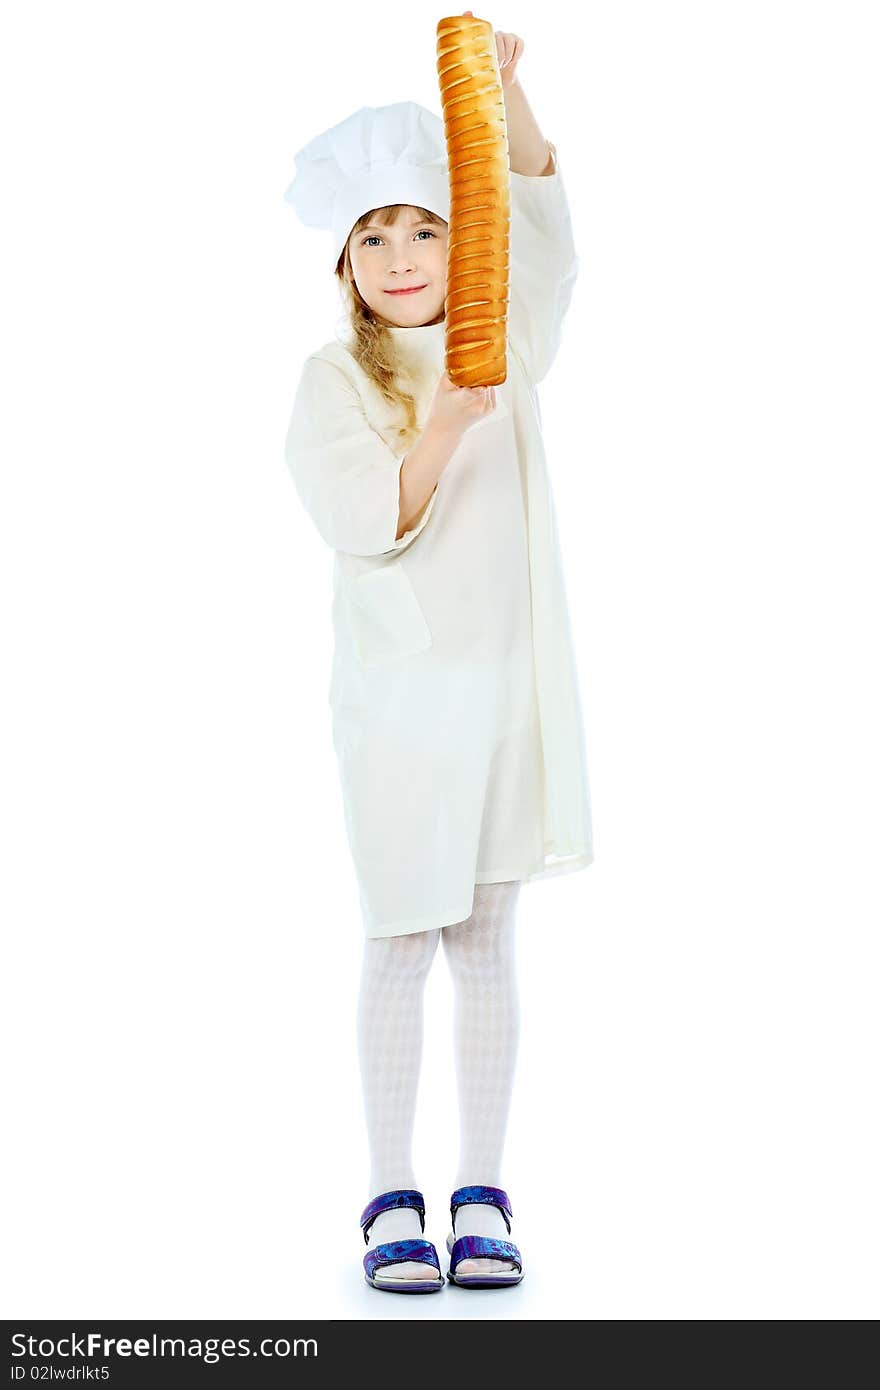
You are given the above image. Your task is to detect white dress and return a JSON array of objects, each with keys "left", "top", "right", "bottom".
[{"left": 285, "top": 143, "right": 593, "bottom": 938}]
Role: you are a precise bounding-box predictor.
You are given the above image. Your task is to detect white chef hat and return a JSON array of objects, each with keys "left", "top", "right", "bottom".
[{"left": 284, "top": 101, "right": 450, "bottom": 272}]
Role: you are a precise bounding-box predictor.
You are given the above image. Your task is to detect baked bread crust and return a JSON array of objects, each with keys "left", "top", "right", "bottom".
[{"left": 436, "top": 13, "right": 510, "bottom": 386}]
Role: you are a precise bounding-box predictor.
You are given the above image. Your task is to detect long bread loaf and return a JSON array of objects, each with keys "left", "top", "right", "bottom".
[{"left": 436, "top": 13, "right": 510, "bottom": 386}]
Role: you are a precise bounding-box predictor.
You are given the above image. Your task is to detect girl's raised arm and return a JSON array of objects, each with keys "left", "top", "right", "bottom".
[
  {"left": 506, "top": 142, "right": 579, "bottom": 386},
  {"left": 495, "top": 33, "right": 580, "bottom": 385}
]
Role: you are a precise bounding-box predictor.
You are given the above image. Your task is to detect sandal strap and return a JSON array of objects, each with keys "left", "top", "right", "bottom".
[
  {"left": 364, "top": 1238, "right": 441, "bottom": 1280},
  {"left": 449, "top": 1235, "right": 522, "bottom": 1275},
  {"left": 450, "top": 1184, "right": 513, "bottom": 1235},
  {"left": 360, "top": 1188, "right": 426, "bottom": 1244}
]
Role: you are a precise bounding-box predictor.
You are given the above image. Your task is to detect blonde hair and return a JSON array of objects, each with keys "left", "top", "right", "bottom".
[{"left": 336, "top": 204, "right": 447, "bottom": 448}]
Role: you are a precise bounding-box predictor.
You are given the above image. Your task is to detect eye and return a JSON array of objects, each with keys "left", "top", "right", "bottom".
[{"left": 361, "top": 230, "right": 437, "bottom": 247}]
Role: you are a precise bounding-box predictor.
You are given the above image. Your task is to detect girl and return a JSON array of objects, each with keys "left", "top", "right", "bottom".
[{"left": 283, "top": 28, "right": 593, "bottom": 1292}]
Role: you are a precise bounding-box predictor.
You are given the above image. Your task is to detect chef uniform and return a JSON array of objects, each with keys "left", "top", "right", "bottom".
[{"left": 284, "top": 102, "right": 593, "bottom": 939}]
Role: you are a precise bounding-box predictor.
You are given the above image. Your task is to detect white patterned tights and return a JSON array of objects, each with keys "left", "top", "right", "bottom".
[{"left": 356, "top": 880, "right": 522, "bottom": 1279}]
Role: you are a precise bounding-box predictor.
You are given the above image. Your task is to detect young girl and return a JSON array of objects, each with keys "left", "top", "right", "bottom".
[{"left": 283, "top": 29, "right": 593, "bottom": 1293}]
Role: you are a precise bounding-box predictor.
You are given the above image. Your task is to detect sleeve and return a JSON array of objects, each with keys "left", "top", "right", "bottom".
[
  {"left": 507, "top": 141, "right": 580, "bottom": 386},
  {"left": 283, "top": 354, "right": 439, "bottom": 558}
]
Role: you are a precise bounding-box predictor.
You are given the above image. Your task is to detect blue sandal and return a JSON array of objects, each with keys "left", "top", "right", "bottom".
[
  {"left": 361, "top": 1188, "right": 445, "bottom": 1293},
  {"left": 446, "top": 1185, "right": 524, "bottom": 1288}
]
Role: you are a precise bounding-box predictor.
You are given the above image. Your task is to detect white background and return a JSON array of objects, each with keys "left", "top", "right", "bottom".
[{"left": 2, "top": 0, "right": 878, "bottom": 1321}]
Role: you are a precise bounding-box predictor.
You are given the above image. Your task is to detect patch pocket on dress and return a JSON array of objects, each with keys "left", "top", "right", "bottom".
[{"left": 349, "top": 563, "right": 433, "bottom": 668}]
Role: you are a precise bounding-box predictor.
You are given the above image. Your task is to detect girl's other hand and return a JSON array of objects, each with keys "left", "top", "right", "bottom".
[
  {"left": 494, "top": 29, "right": 524, "bottom": 87},
  {"left": 461, "top": 13, "right": 524, "bottom": 90},
  {"left": 426, "top": 372, "right": 497, "bottom": 441}
]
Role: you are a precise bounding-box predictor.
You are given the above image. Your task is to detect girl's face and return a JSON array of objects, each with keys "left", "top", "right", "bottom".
[{"left": 347, "top": 207, "right": 448, "bottom": 327}]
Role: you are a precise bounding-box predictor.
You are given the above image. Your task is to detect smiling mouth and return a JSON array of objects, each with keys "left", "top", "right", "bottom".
[{"left": 385, "top": 285, "right": 428, "bottom": 295}]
